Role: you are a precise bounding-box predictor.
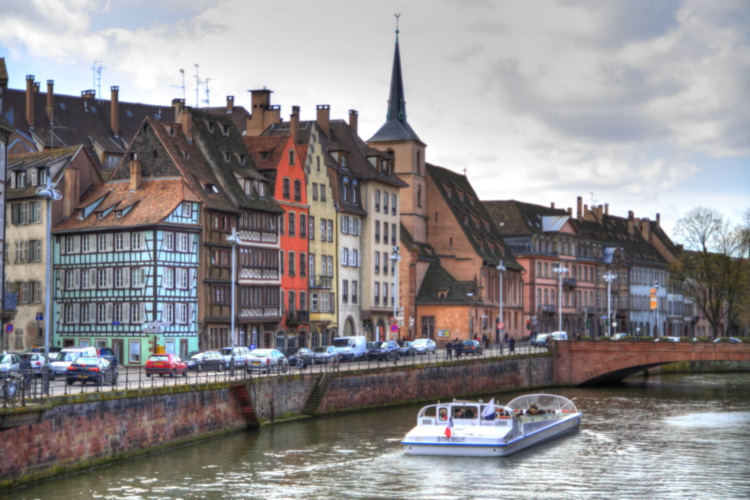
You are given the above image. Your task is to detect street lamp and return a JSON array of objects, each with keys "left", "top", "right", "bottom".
[
  {"left": 466, "top": 292, "right": 474, "bottom": 339},
  {"left": 226, "top": 227, "right": 240, "bottom": 347},
  {"left": 497, "top": 261, "right": 506, "bottom": 345},
  {"left": 36, "top": 171, "right": 62, "bottom": 361},
  {"left": 603, "top": 271, "right": 617, "bottom": 337},
  {"left": 390, "top": 246, "right": 400, "bottom": 340},
  {"left": 553, "top": 263, "right": 569, "bottom": 333}
]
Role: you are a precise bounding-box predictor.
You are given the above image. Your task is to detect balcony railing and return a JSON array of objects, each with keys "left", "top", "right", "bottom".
[
  {"left": 286, "top": 310, "right": 309, "bottom": 324},
  {"left": 312, "top": 275, "right": 333, "bottom": 289},
  {"left": 563, "top": 278, "right": 577, "bottom": 287},
  {"left": 541, "top": 304, "right": 556, "bottom": 313}
]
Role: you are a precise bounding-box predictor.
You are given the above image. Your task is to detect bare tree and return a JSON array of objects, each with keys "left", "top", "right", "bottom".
[{"left": 672, "top": 207, "right": 749, "bottom": 337}]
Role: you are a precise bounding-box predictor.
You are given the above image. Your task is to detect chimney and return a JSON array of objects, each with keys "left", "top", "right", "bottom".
[
  {"left": 584, "top": 204, "right": 589, "bottom": 218},
  {"left": 567, "top": 207, "right": 572, "bottom": 215},
  {"left": 226, "top": 95, "right": 234, "bottom": 114},
  {"left": 604, "top": 202, "right": 609, "bottom": 215},
  {"left": 627, "top": 210, "right": 635, "bottom": 235},
  {"left": 640, "top": 217, "right": 651, "bottom": 241},
  {"left": 110, "top": 86, "right": 120, "bottom": 136},
  {"left": 246, "top": 88, "right": 273, "bottom": 136},
  {"left": 46, "top": 80, "right": 54, "bottom": 123},
  {"left": 316, "top": 105, "right": 330, "bottom": 137},
  {"left": 655, "top": 213, "right": 661, "bottom": 229},
  {"left": 172, "top": 98, "right": 184, "bottom": 121},
  {"left": 550, "top": 202, "right": 555, "bottom": 209},
  {"left": 26, "top": 75, "right": 35, "bottom": 127},
  {"left": 81, "top": 90, "right": 95, "bottom": 99},
  {"left": 577, "top": 196, "right": 583, "bottom": 218},
  {"left": 290, "top": 105, "right": 300, "bottom": 142},
  {"left": 349, "top": 109, "right": 358, "bottom": 134},
  {"left": 62, "top": 167, "right": 79, "bottom": 218},
  {"left": 129, "top": 157, "right": 142, "bottom": 191}
]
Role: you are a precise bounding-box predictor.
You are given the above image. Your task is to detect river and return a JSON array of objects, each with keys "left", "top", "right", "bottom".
[{"left": 14, "top": 372, "right": 750, "bottom": 499}]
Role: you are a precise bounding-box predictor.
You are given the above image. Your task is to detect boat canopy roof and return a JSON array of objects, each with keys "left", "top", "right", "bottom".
[{"left": 506, "top": 394, "right": 577, "bottom": 413}]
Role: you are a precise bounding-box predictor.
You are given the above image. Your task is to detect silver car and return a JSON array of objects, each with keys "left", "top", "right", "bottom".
[
  {"left": 247, "top": 349, "right": 289, "bottom": 373},
  {"left": 411, "top": 338, "right": 437, "bottom": 354},
  {"left": 220, "top": 346, "right": 252, "bottom": 368},
  {"left": 0, "top": 353, "right": 21, "bottom": 377}
]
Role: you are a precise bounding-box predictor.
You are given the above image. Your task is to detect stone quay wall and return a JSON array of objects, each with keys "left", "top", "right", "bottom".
[{"left": 0, "top": 356, "right": 552, "bottom": 490}]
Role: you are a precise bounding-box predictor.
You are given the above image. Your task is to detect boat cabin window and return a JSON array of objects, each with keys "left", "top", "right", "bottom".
[
  {"left": 438, "top": 407, "right": 449, "bottom": 421},
  {"left": 453, "top": 406, "right": 478, "bottom": 419}
]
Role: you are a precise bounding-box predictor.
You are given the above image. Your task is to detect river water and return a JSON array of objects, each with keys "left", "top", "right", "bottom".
[{"left": 15, "top": 372, "right": 750, "bottom": 499}]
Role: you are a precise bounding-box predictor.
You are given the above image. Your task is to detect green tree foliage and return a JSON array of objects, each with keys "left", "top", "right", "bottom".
[{"left": 672, "top": 207, "right": 749, "bottom": 337}]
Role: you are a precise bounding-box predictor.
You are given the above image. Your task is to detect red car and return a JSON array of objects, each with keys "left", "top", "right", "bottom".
[{"left": 145, "top": 353, "right": 188, "bottom": 377}]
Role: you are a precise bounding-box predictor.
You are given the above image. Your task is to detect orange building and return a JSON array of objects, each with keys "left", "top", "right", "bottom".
[{"left": 245, "top": 133, "right": 310, "bottom": 350}]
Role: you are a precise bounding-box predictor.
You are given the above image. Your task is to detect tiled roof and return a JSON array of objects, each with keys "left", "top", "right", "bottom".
[
  {"left": 484, "top": 200, "right": 571, "bottom": 236},
  {"left": 7, "top": 145, "right": 95, "bottom": 200},
  {"left": 416, "top": 264, "right": 476, "bottom": 303},
  {"left": 400, "top": 223, "right": 439, "bottom": 263},
  {"left": 53, "top": 178, "right": 197, "bottom": 233},
  {"left": 572, "top": 214, "right": 667, "bottom": 267},
  {"left": 427, "top": 164, "right": 521, "bottom": 270}
]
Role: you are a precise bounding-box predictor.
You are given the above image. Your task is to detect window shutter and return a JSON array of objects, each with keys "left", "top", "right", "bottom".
[
  {"left": 189, "top": 268, "right": 196, "bottom": 289},
  {"left": 73, "top": 303, "right": 80, "bottom": 323},
  {"left": 123, "top": 302, "right": 130, "bottom": 324},
  {"left": 122, "top": 233, "right": 131, "bottom": 251},
  {"left": 106, "top": 268, "right": 113, "bottom": 288},
  {"left": 123, "top": 267, "right": 131, "bottom": 288},
  {"left": 58, "top": 270, "right": 65, "bottom": 290},
  {"left": 88, "top": 303, "right": 96, "bottom": 323},
  {"left": 74, "top": 269, "right": 81, "bottom": 289},
  {"left": 106, "top": 303, "right": 113, "bottom": 322}
]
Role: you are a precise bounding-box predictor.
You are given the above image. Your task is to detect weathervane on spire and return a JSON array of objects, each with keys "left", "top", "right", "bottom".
[{"left": 395, "top": 13, "right": 401, "bottom": 36}]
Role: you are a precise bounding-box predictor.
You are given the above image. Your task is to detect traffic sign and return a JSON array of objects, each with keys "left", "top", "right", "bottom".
[
  {"left": 390, "top": 324, "right": 399, "bottom": 333},
  {"left": 389, "top": 316, "right": 397, "bottom": 325},
  {"left": 5, "top": 324, "right": 13, "bottom": 334},
  {"left": 36, "top": 313, "right": 44, "bottom": 321},
  {"left": 497, "top": 321, "right": 505, "bottom": 330}
]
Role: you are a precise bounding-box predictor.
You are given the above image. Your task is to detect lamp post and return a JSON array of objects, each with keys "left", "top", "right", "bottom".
[
  {"left": 603, "top": 271, "right": 617, "bottom": 337},
  {"left": 36, "top": 171, "right": 62, "bottom": 361},
  {"left": 226, "top": 227, "right": 240, "bottom": 347},
  {"left": 466, "top": 292, "right": 474, "bottom": 339},
  {"left": 553, "top": 263, "right": 569, "bottom": 333},
  {"left": 497, "top": 261, "right": 506, "bottom": 345},
  {"left": 390, "top": 246, "right": 400, "bottom": 340}
]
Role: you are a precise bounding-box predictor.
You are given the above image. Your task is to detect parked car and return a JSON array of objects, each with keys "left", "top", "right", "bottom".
[
  {"left": 145, "top": 353, "right": 188, "bottom": 377},
  {"left": 312, "top": 346, "right": 340, "bottom": 364},
  {"left": 284, "top": 347, "right": 315, "bottom": 366},
  {"left": 24, "top": 346, "right": 61, "bottom": 360},
  {"left": 611, "top": 333, "right": 628, "bottom": 341},
  {"left": 456, "top": 340, "right": 484, "bottom": 356},
  {"left": 220, "top": 346, "right": 252, "bottom": 368},
  {"left": 22, "top": 352, "right": 51, "bottom": 376},
  {"left": 367, "top": 340, "right": 400, "bottom": 361},
  {"left": 549, "top": 331, "right": 568, "bottom": 341},
  {"left": 654, "top": 336, "right": 681, "bottom": 343},
  {"left": 96, "top": 347, "right": 118, "bottom": 368},
  {"left": 248, "top": 349, "right": 289, "bottom": 373},
  {"left": 0, "top": 352, "right": 21, "bottom": 377},
  {"left": 398, "top": 341, "right": 416, "bottom": 356},
  {"left": 66, "top": 356, "right": 118, "bottom": 386},
  {"left": 714, "top": 337, "right": 743, "bottom": 343},
  {"left": 530, "top": 334, "right": 551, "bottom": 347},
  {"left": 50, "top": 347, "right": 98, "bottom": 379},
  {"left": 411, "top": 338, "right": 437, "bottom": 355},
  {"left": 186, "top": 351, "right": 226, "bottom": 372}
]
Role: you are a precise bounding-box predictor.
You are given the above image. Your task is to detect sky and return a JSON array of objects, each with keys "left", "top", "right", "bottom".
[{"left": 1, "top": 0, "right": 749, "bottom": 239}]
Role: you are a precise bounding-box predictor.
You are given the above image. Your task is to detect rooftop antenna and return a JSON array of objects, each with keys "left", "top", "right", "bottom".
[
  {"left": 194, "top": 64, "right": 201, "bottom": 107},
  {"left": 92, "top": 60, "right": 104, "bottom": 100},
  {"left": 172, "top": 68, "right": 186, "bottom": 101},
  {"left": 203, "top": 77, "right": 212, "bottom": 107},
  {"left": 395, "top": 12, "right": 401, "bottom": 35}
]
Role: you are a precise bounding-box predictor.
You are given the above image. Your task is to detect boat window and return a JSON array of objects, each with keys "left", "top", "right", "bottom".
[
  {"left": 438, "top": 407, "right": 449, "bottom": 421},
  {"left": 453, "top": 406, "right": 478, "bottom": 419}
]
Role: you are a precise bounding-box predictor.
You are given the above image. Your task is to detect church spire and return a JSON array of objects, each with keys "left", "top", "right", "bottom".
[{"left": 368, "top": 15, "right": 422, "bottom": 144}]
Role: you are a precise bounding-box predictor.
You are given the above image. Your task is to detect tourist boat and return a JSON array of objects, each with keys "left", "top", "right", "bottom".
[{"left": 401, "top": 394, "right": 582, "bottom": 457}]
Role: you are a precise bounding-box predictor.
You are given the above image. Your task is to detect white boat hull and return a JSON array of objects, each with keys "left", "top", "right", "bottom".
[{"left": 402, "top": 412, "right": 581, "bottom": 457}]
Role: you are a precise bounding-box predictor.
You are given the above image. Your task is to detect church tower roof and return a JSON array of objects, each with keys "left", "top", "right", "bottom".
[{"left": 368, "top": 19, "right": 422, "bottom": 144}]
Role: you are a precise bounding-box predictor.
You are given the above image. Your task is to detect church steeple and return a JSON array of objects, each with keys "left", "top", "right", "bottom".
[{"left": 368, "top": 16, "right": 422, "bottom": 144}]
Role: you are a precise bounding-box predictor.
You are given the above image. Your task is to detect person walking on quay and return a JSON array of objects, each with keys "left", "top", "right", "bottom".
[
  {"left": 509, "top": 337, "right": 516, "bottom": 354},
  {"left": 446, "top": 339, "right": 453, "bottom": 360},
  {"left": 482, "top": 333, "right": 489, "bottom": 349}
]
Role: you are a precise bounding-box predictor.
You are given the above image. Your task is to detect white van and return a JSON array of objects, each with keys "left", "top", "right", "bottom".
[
  {"left": 550, "top": 331, "right": 569, "bottom": 341},
  {"left": 332, "top": 336, "right": 367, "bottom": 361}
]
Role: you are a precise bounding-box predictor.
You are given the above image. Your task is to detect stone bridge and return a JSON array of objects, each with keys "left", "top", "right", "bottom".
[{"left": 553, "top": 340, "right": 750, "bottom": 386}]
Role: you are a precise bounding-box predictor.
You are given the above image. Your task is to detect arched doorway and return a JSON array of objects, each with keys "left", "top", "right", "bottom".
[{"left": 344, "top": 317, "right": 355, "bottom": 336}]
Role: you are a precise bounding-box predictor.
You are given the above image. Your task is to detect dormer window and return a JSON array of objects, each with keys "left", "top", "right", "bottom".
[
  {"left": 223, "top": 151, "right": 231, "bottom": 162},
  {"left": 15, "top": 171, "right": 26, "bottom": 188},
  {"left": 260, "top": 151, "right": 270, "bottom": 161},
  {"left": 238, "top": 154, "right": 246, "bottom": 165},
  {"left": 289, "top": 149, "right": 296, "bottom": 166},
  {"left": 205, "top": 183, "right": 218, "bottom": 194},
  {"left": 115, "top": 210, "right": 123, "bottom": 218},
  {"left": 97, "top": 212, "right": 105, "bottom": 219},
  {"left": 340, "top": 153, "right": 347, "bottom": 167},
  {"left": 30, "top": 169, "right": 38, "bottom": 186},
  {"left": 77, "top": 212, "right": 85, "bottom": 221},
  {"left": 208, "top": 122, "right": 215, "bottom": 133},
  {"left": 438, "top": 291, "right": 447, "bottom": 300},
  {"left": 39, "top": 168, "right": 47, "bottom": 186},
  {"left": 182, "top": 150, "right": 189, "bottom": 160}
]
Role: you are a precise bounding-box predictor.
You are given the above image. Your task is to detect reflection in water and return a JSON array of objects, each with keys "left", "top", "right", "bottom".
[{"left": 13, "top": 373, "right": 750, "bottom": 499}]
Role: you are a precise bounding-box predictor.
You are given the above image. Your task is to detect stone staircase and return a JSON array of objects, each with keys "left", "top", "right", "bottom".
[
  {"left": 231, "top": 383, "right": 260, "bottom": 427},
  {"left": 301, "top": 372, "right": 334, "bottom": 416}
]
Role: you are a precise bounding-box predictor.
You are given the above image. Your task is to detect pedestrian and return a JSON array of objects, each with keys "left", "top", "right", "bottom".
[
  {"left": 446, "top": 339, "right": 453, "bottom": 360},
  {"left": 482, "top": 333, "right": 489, "bottom": 349},
  {"left": 504, "top": 332, "right": 509, "bottom": 344},
  {"left": 455, "top": 339, "right": 462, "bottom": 359},
  {"left": 20, "top": 354, "right": 32, "bottom": 389},
  {"left": 509, "top": 337, "right": 516, "bottom": 354}
]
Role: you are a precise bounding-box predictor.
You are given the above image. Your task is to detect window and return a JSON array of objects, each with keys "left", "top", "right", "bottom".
[
  {"left": 15, "top": 170, "right": 26, "bottom": 188},
  {"left": 391, "top": 223, "right": 397, "bottom": 246},
  {"left": 342, "top": 280, "right": 349, "bottom": 303},
  {"left": 283, "top": 178, "right": 290, "bottom": 199},
  {"left": 352, "top": 280, "right": 358, "bottom": 304},
  {"left": 177, "top": 268, "right": 189, "bottom": 289},
  {"left": 375, "top": 190, "right": 381, "bottom": 212},
  {"left": 176, "top": 303, "right": 188, "bottom": 324},
  {"left": 309, "top": 254, "right": 315, "bottom": 285},
  {"left": 288, "top": 251, "right": 296, "bottom": 277},
  {"left": 114, "top": 233, "right": 130, "bottom": 251},
  {"left": 288, "top": 212, "right": 296, "bottom": 236},
  {"left": 294, "top": 180, "right": 301, "bottom": 201},
  {"left": 177, "top": 233, "right": 189, "bottom": 252},
  {"left": 391, "top": 194, "right": 397, "bottom": 215},
  {"left": 114, "top": 267, "right": 130, "bottom": 288},
  {"left": 383, "top": 252, "right": 389, "bottom": 275},
  {"left": 374, "top": 281, "right": 380, "bottom": 304},
  {"left": 300, "top": 253, "right": 306, "bottom": 277},
  {"left": 353, "top": 249, "right": 359, "bottom": 267},
  {"left": 97, "top": 234, "right": 112, "bottom": 252},
  {"left": 163, "top": 232, "right": 174, "bottom": 250},
  {"left": 320, "top": 219, "right": 326, "bottom": 241},
  {"left": 64, "top": 303, "right": 79, "bottom": 324},
  {"left": 132, "top": 267, "right": 146, "bottom": 288},
  {"left": 320, "top": 184, "right": 326, "bottom": 201},
  {"left": 383, "top": 282, "right": 389, "bottom": 305},
  {"left": 280, "top": 250, "right": 284, "bottom": 275},
  {"left": 300, "top": 214, "right": 307, "bottom": 237},
  {"left": 327, "top": 220, "right": 333, "bottom": 242},
  {"left": 309, "top": 216, "right": 315, "bottom": 240},
  {"left": 113, "top": 302, "right": 129, "bottom": 324},
  {"left": 131, "top": 232, "right": 143, "bottom": 250},
  {"left": 97, "top": 303, "right": 111, "bottom": 323},
  {"left": 383, "top": 192, "right": 389, "bottom": 213},
  {"left": 288, "top": 291, "right": 296, "bottom": 313},
  {"left": 131, "top": 303, "right": 143, "bottom": 324},
  {"left": 383, "top": 223, "right": 388, "bottom": 244},
  {"left": 342, "top": 180, "right": 349, "bottom": 202},
  {"left": 374, "top": 252, "right": 380, "bottom": 273},
  {"left": 163, "top": 268, "right": 175, "bottom": 288},
  {"left": 312, "top": 183, "right": 319, "bottom": 201},
  {"left": 82, "top": 235, "right": 94, "bottom": 253},
  {"left": 164, "top": 303, "right": 174, "bottom": 323},
  {"left": 375, "top": 221, "right": 380, "bottom": 243},
  {"left": 65, "top": 235, "right": 80, "bottom": 254}
]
